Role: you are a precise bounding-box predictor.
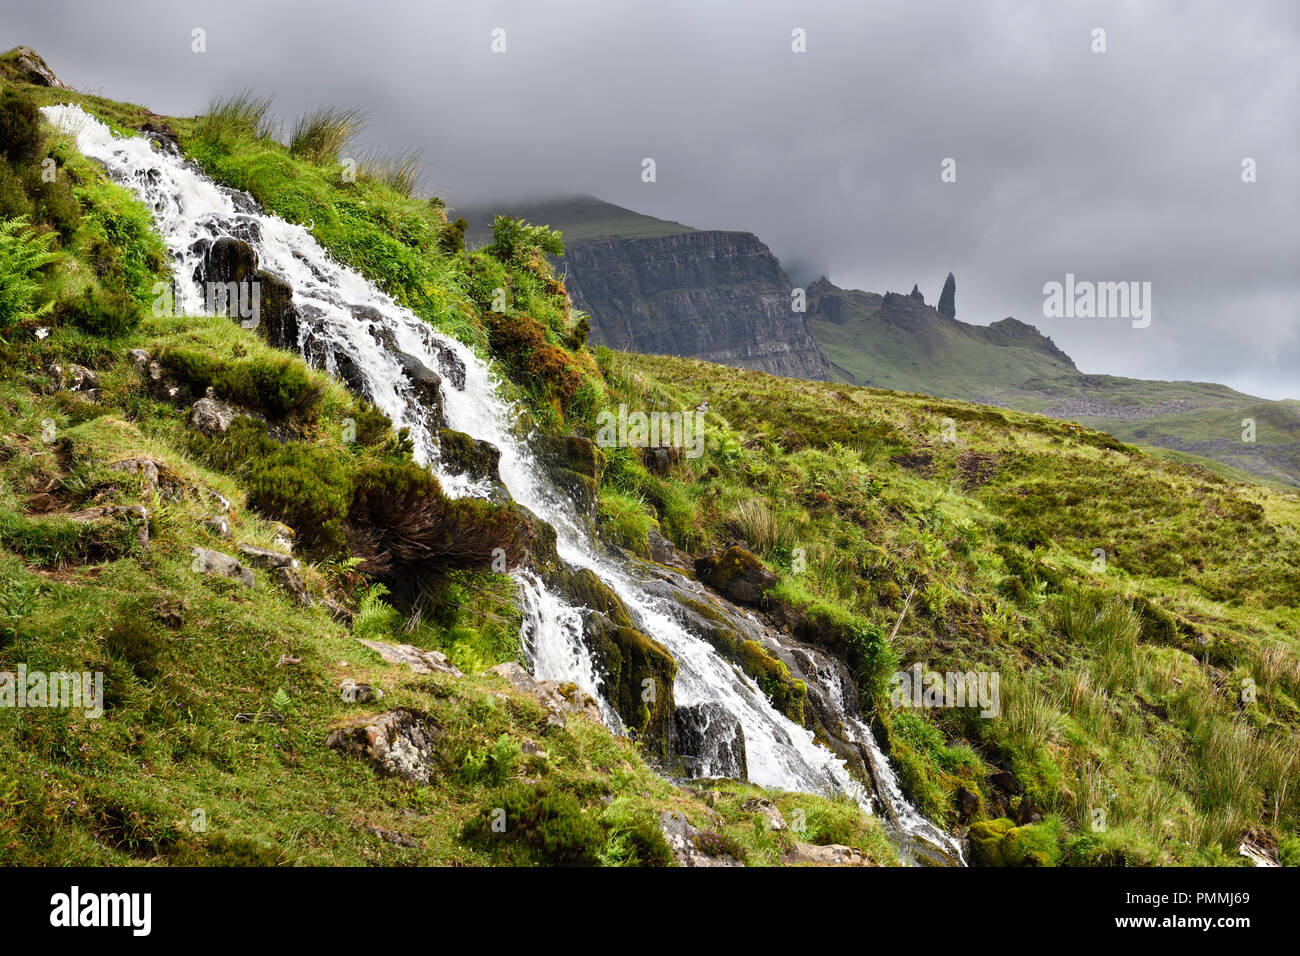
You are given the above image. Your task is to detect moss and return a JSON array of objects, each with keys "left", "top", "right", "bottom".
[
  {"left": 968, "top": 817, "right": 1061, "bottom": 867},
  {"left": 438, "top": 428, "right": 501, "bottom": 483},
  {"left": 968, "top": 817, "right": 1016, "bottom": 866},
  {"left": 736, "top": 640, "right": 806, "bottom": 724},
  {"left": 560, "top": 568, "right": 635, "bottom": 629},
  {"left": 159, "top": 346, "right": 324, "bottom": 422},
  {"left": 585, "top": 620, "right": 677, "bottom": 759}
]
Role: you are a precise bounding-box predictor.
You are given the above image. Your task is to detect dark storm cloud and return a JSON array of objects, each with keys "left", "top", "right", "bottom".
[{"left": 10, "top": 0, "right": 1298, "bottom": 397}]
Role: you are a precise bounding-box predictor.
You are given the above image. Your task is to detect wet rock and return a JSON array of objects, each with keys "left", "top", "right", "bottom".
[
  {"left": 396, "top": 351, "right": 442, "bottom": 419},
  {"left": 358, "top": 639, "right": 463, "bottom": 677},
  {"left": 47, "top": 363, "right": 99, "bottom": 393},
  {"left": 657, "top": 811, "right": 743, "bottom": 868},
  {"left": 695, "top": 545, "right": 778, "bottom": 606},
  {"left": 254, "top": 269, "right": 299, "bottom": 350},
  {"left": 486, "top": 662, "right": 603, "bottom": 728},
  {"left": 201, "top": 236, "right": 258, "bottom": 285},
  {"left": 784, "top": 842, "right": 872, "bottom": 866},
  {"left": 647, "top": 528, "right": 693, "bottom": 572},
  {"left": 432, "top": 342, "right": 466, "bottom": 390},
  {"left": 673, "top": 702, "right": 747, "bottom": 781},
  {"left": 238, "top": 544, "right": 298, "bottom": 571},
  {"left": 139, "top": 114, "right": 180, "bottom": 151},
  {"left": 438, "top": 429, "right": 503, "bottom": 486},
  {"left": 518, "top": 506, "right": 561, "bottom": 576},
  {"left": 580, "top": 616, "right": 675, "bottom": 753},
  {"left": 275, "top": 566, "right": 312, "bottom": 607},
  {"left": 340, "top": 678, "right": 384, "bottom": 704},
  {"left": 190, "top": 546, "right": 254, "bottom": 587},
  {"left": 326, "top": 709, "right": 444, "bottom": 785},
  {"left": 533, "top": 434, "right": 603, "bottom": 515}
]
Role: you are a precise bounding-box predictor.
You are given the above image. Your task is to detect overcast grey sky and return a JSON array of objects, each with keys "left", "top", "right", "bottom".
[{"left": 9, "top": 0, "right": 1298, "bottom": 398}]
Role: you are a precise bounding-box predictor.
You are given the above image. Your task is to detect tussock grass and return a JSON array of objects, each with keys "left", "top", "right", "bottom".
[
  {"left": 358, "top": 146, "right": 423, "bottom": 197},
  {"left": 195, "top": 90, "right": 276, "bottom": 142},
  {"left": 289, "top": 106, "right": 367, "bottom": 163}
]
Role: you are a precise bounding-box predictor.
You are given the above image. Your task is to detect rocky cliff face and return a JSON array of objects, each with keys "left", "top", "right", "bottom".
[{"left": 562, "top": 230, "right": 833, "bottom": 381}]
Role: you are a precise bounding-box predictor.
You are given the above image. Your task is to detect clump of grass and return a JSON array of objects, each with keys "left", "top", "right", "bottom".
[
  {"left": 357, "top": 147, "right": 423, "bottom": 197},
  {"left": 196, "top": 90, "right": 276, "bottom": 142},
  {"left": 289, "top": 106, "right": 366, "bottom": 163},
  {"left": 726, "top": 497, "right": 798, "bottom": 557}
]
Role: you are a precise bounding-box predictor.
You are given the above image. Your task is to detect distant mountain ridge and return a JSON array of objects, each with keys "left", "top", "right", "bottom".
[{"left": 459, "top": 195, "right": 1300, "bottom": 487}]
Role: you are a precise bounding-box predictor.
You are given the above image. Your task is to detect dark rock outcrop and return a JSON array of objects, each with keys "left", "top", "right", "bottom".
[
  {"left": 438, "top": 428, "right": 506, "bottom": 496},
  {"left": 563, "top": 231, "right": 833, "bottom": 381},
  {"left": 937, "top": 272, "right": 956, "bottom": 320},
  {"left": 254, "top": 269, "right": 299, "bottom": 350}
]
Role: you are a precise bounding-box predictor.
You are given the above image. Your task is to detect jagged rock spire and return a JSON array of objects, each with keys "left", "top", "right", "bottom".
[
  {"left": 909, "top": 284, "right": 924, "bottom": 303},
  {"left": 938, "top": 272, "right": 956, "bottom": 319}
]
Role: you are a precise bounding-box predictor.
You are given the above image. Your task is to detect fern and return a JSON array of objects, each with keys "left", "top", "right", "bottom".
[
  {"left": 270, "top": 687, "right": 295, "bottom": 715},
  {"left": 0, "top": 216, "right": 60, "bottom": 338},
  {"left": 352, "top": 582, "right": 403, "bottom": 641}
]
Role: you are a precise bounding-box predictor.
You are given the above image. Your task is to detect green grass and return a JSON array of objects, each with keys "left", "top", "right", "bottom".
[
  {"left": 583, "top": 348, "right": 1300, "bottom": 864},
  {"left": 0, "top": 68, "right": 897, "bottom": 867}
]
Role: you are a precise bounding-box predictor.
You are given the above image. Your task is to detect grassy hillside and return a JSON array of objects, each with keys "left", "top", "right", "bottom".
[
  {"left": 2, "top": 48, "right": 1296, "bottom": 868},
  {"left": 589, "top": 350, "right": 1300, "bottom": 865},
  {"left": 807, "top": 278, "right": 1300, "bottom": 489},
  {"left": 0, "top": 63, "right": 895, "bottom": 867}
]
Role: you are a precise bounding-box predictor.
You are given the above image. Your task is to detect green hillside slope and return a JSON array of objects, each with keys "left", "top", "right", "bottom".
[{"left": 2, "top": 48, "right": 1296, "bottom": 869}]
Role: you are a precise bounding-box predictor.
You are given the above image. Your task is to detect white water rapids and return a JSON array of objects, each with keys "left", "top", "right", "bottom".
[{"left": 45, "top": 103, "right": 963, "bottom": 864}]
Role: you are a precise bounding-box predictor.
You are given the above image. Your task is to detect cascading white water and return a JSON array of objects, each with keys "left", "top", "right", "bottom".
[{"left": 46, "top": 103, "right": 962, "bottom": 863}]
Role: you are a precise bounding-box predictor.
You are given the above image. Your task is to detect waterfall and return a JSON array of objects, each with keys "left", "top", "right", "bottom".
[{"left": 45, "top": 103, "right": 963, "bottom": 865}]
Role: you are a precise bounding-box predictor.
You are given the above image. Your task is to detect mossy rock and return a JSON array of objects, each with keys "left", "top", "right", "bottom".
[
  {"left": 695, "top": 546, "right": 778, "bottom": 606},
  {"left": 735, "top": 640, "right": 806, "bottom": 724},
  {"left": 438, "top": 428, "right": 502, "bottom": 485},
  {"left": 968, "top": 817, "right": 1060, "bottom": 867},
  {"left": 666, "top": 592, "right": 806, "bottom": 725},
  {"left": 533, "top": 435, "right": 606, "bottom": 514},
  {"left": 967, "top": 817, "right": 1016, "bottom": 866},
  {"left": 558, "top": 567, "right": 635, "bottom": 630},
  {"left": 584, "top": 618, "right": 677, "bottom": 760}
]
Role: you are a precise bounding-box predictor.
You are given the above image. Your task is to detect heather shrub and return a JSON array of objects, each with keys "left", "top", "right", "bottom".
[{"left": 345, "top": 460, "right": 525, "bottom": 603}]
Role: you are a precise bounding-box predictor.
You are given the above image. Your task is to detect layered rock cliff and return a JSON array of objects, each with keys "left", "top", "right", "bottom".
[
  {"left": 563, "top": 230, "right": 832, "bottom": 380},
  {"left": 459, "top": 198, "right": 832, "bottom": 381}
]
